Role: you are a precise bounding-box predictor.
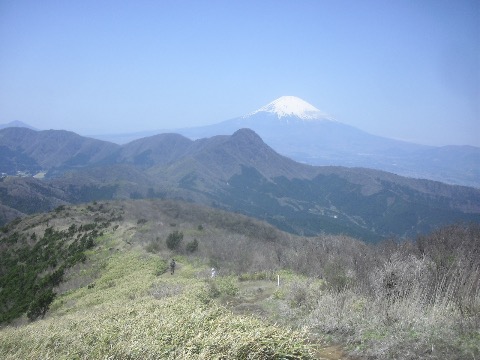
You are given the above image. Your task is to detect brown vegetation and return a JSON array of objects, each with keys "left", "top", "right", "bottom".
[{"left": 1, "top": 199, "right": 478, "bottom": 359}]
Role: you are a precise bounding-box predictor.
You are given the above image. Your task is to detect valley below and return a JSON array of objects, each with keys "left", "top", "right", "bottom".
[{"left": 1, "top": 126, "right": 479, "bottom": 243}]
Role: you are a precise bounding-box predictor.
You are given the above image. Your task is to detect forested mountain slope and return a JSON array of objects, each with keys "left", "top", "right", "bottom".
[{"left": 1, "top": 128, "right": 479, "bottom": 240}]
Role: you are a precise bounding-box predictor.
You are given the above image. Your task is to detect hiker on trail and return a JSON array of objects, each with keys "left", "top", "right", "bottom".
[
  {"left": 170, "top": 259, "right": 176, "bottom": 275},
  {"left": 211, "top": 267, "right": 216, "bottom": 278}
]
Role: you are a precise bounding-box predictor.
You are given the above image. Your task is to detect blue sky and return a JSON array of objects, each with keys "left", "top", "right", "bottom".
[{"left": 0, "top": 0, "right": 479, "bottom": 146}]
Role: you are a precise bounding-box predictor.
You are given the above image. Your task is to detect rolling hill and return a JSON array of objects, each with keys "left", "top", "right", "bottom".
[{"left": 1, "top": 126, "right": 479, "bottom": 241}]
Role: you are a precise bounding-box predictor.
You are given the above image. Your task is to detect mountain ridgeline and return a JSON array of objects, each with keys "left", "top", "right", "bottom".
[
  {"left": 94, "top": 96, "right": 480, "bottom": 188},
  {"left": 1, "top": 126, "right": 479, "bottom": 242}
]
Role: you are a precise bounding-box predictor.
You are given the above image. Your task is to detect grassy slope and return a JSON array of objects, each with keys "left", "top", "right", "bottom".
[
  {"left": 1, "top": 200, "right": 479, "bottom": 360},
  {"left": 0, "top": 213, "right": 316, "bottom": 359}
]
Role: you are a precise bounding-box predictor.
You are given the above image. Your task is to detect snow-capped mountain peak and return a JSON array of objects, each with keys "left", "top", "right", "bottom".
[{"left": 248, "top": 96, "right": 333, "bottom": 121}]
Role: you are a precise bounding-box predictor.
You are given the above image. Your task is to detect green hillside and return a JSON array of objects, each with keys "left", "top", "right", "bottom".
[
  {"left": 1, "top": 199, "right": 479, "bottom": 359},
  {"left": 0, "top": 201, "right": 316, "bottom": 359}
]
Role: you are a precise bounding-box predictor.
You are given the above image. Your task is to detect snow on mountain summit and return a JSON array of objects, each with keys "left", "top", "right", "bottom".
[{"left": 248, "top": 96, "right": 333, "bottom": 121}]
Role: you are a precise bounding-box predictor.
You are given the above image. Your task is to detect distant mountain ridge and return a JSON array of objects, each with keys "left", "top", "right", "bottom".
[
  {"left": 0, "top": 127, "right": 120, "bottom": 174},
  {"left": 5, "top": 97, "right": 479, "bottom": 187},
  {"left": 0, "top": 120, "right": 38, "bottom": 131},
  {"left": 175, "top": 97, "right": 480, "bottom": 188},
  {"left": 90, "top": 96, "right": 479, "bottom": 188},
  {"left": 1, "top": 126, "right": 479, "bottom": 241}
]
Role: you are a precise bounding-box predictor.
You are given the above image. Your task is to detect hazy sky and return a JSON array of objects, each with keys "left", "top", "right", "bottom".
[{"left": 0, "top": 0, "right": 479, "bottom": 146}]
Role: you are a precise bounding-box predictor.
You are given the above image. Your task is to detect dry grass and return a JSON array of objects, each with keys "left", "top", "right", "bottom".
[
  {"left": 0, "top": 244, "right": 316, "bottom": 359},
  {"left": 295, "top": 230, "right": 480, "bottom": 360},
  {"left": 304, "top": 287, "right": 479, "bottom": 359},
  {"left": 2, "top": 200, "right": 479, "bottom": 359}
]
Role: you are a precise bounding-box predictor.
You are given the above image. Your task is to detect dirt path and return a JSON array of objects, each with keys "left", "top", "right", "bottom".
[
  {"left": 219, "top": 279, "right": 350, "bottom": 360},
  {"left": 162, "top": 264, "right": 349, "bottom": 359}
]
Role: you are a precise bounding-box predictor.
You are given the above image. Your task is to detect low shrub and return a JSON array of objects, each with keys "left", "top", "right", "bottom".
[
  {"left": 154, "top": 259, "right": 168, "bottom": 276},
  {"left": 145, "top": 238, "right": 162, "bottom": 253},
  {"left": 27, "top": 289, "right": 56, "bottom": 321},
  {"left": 166, "top": 231, "right": 183, "bottom": 250},
  {"left": 186, "top": 238, "right": 199, "bottom": 253},
  {"left": 215, "top": 276, "right": 239, "bottom": 296},
  {"left": 238, "top": 271, "right": 276, "bottom": 282}
]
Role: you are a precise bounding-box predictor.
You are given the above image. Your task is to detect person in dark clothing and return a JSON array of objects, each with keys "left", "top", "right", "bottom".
[{"left": 170, "top": 259, "right": 176, "bottom": 275}]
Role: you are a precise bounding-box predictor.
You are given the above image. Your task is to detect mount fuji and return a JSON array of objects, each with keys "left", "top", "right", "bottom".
[
  {"left": 246, "top": 95, "right": 334, "bottom": 121},
  {"left": 178, "top": 96, "right": 337, "bottom": 138},
  {"left": 174, "top": 96, "right": 479, "bottom": 187},
  {"left": 88, "top": 96, "right": 479, "bottom": 187}
]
